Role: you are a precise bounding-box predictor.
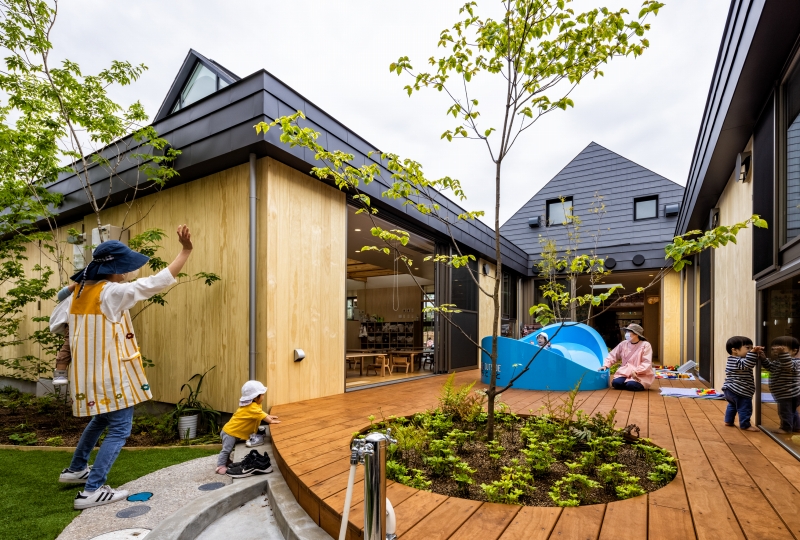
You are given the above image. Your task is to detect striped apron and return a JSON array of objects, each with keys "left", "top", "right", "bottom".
[{"left": 68, "top": 282, "right": 152, "bottom": 417}]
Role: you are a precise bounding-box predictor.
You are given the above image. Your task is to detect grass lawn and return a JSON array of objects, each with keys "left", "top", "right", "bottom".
[{"left": 0, "top": 447, "right": 218, "bottom": 540}]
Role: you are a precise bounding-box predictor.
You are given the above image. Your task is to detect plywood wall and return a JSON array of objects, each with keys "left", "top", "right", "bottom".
[
  {"left": 713, "top": 169, "right": 756, "bottom": 386},
  {"left": 660, "top": 271, "right": 682, "bottom": 366},
  {"left": 478, "top": 259, "right": 500, "bottom": 365},
  {"left": 259, "top": 158, "right": 347, "bottom": 409},
  {"left": 356, "top": 286, "right": 422, "bottom": 322}
]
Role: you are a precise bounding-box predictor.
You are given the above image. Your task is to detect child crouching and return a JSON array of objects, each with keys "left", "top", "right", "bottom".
[
  {"left": 721, "top": 336, "right": 760, "bottom": 431},
  {"left": 216, "top": 380, "right": 280, "bottom": 475}
]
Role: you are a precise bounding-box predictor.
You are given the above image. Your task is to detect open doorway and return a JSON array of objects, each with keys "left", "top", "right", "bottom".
[
  {"left": 344, "top": 206, "right": 438, "bottom": 389},
  {"left": 575, "top": 271, "right": 661, "bottom": 363}
]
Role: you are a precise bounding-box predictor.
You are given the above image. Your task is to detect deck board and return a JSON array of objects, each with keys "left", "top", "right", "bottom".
[{"left": 271, "top": 370, "right": 800, "bottom": 540}]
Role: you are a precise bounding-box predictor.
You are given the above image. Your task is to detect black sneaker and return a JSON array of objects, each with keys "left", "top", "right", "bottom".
[
  {"left": 226, "top": 450, "right": 273, "bottom": 478},
  {"left": 228, "top": 449, "right": 260, "bottom": 469}
]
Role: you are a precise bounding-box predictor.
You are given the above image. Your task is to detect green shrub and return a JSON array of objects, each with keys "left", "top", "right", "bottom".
[
  {"left": 648, "top": 463, "right": 678, "bottom": 486},
  {"left": 589, "top": 409, "right": 618, "bottom": 436},
  {"left": 452, "top": 460, "right": 476, "bottom": 491},
  {"left": 438, "top": 373, "right": 485, "bottom": 421},
  {"left": 9, "top": 432, "right": 37, "bottom": 446},
  {"left": 550, "top": 435, "right": 575, "bottom": 458},
  {"left": 520, "top": 440, "right": 555, "bottom": 475},
  {"left": 616, "top": 481, "right": 645, "bottom": 499},
  {"left": 44, "top": 436, "right": 64, "bottom": 446},
  {"left": 549, "top": 474, "right": 600, "bottom": 507},
  {"left": 406, "top": 469, "right": 432, "bottom": 491},
  {"left": 596, "top": 463, "right": 628, "bottom": 485},
  {"left": 486, "top": 439, "right": 504, "bottom": 461},
  {"left": 589, "top": 436, "right": 624, "bottom": 459},
  {"left": 480, "top": 459, "right": 532, "bottom": 504},
  {"left": 387, "top": 459, "right": 410, "bottom": 482}
]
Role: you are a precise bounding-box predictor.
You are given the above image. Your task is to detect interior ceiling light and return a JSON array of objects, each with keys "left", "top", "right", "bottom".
[
  {"left": 354, "top": 229, "right": 361, "bottom": 232},
  {"left": 355, "top": 250, "right": 361, "bottom": 253}
]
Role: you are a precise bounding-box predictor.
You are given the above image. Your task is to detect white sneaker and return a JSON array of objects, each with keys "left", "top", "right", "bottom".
[
  {"left": 245, "top": 433, "right": 265, "bottom": 448},
  {"left": 59, "top": 466, "right": 92, "bottom": 484},
  {"left": 74, "top": 485, "right": 129, "bottom": 510},
  {"left": 53, "top": 370, "right": 68, "bottom": 386}
]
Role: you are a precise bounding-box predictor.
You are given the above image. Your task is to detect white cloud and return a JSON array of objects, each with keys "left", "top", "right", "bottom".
[{"left": 51, "top": 0, "right": 729, "bottom": 225}]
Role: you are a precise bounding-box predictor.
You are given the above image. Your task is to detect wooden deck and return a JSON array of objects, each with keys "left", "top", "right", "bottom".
[{"left": 270, "top": 371, "right": 800, "bottom": 540}]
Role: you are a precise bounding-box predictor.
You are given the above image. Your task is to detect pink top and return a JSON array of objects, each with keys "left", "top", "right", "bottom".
[{"left": 603, "top": 340, "right": 655, "bottom": 389}]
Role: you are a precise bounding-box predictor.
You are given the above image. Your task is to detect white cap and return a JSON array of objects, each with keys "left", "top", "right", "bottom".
[{"left": 239, "top": 380, "right": 267, "bottom": 406}]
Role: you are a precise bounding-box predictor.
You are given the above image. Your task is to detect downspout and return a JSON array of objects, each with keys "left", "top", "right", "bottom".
[
  {"left": 679, "top": 268, "right": 684, "bottom": 364},
  {"left": 249, "top": 153, "right": 257, "bottom": 380}
]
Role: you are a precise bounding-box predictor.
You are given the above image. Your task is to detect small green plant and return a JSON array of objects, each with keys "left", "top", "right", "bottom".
[
  {"left": 171, "top": 367, "right": 221, "bottom": 437},
  {"left": 406, "top": 469, "right": 432, "bottom": 491},
  {"left": 438, "top": 372, "right": 486, "bottom": 421},
  {"left": 589, "top": 436, "right": 624, "bottom": 459},
  {"left": 596, "top": 463, "right": 628, "bottom": 486},
  {"left": 616, "top": 481, "right": 645, "bottom": 499},
  {"left": 633, "top": 440, "right": 674, "bottom": 465},
  {"left": 589, "top": 409, "right": 618, "bottom": 436},
  {"left": 549, "top": 474, "right": 600, "bottom": 507},
  {"left": 9, "top": 432, "right": 37, "bottom": 446},
  {"left": 387, "top": 459, "right": 410, "bottom": 482},
  {"left": 520, "top": 440, "right": 555, "bottom": 475},
  {"left": 445, "top": 428, "right": 473, "bottom": 451},
  {"left": 648, "top": 463, "right": 678, "bottom": 486},
  {"left": 486, "top": 439, "right": 504, "bottom": 461},
  {"left": 480, "top": 460, "right": 533, "bottom": 504},
  {"left": 550, "top": 435, "right": 575, "bottom": 458},
  {"left": 44, "top": 436, "right": 64, "bottom": 446},
  {"left": 452, "top": 460, "right": 476, "bottom": 492}
]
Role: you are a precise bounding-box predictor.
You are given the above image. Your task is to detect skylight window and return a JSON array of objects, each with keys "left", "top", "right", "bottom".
[{"left": 171, "top": 63, "right": 226, "bottom": 113}]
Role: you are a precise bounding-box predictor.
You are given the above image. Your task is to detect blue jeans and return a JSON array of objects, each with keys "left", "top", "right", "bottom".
[
  {"left": 612, "top": 377, "right": 645, "bottom": 391},
  {"left": 723, "top": 389, "right": 753, "bottom": 429},
  {"left": 776, "top": 396, "right": 800, "bottom": 432},
  {"left": 69, "top": 406, "right": 134, "bottom": 491}
]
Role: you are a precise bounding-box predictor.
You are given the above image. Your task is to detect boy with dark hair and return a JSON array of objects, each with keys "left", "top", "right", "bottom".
[
  {"left": 721, "top": 336, "right": 760, "bottom": 431},
  {"left": 764, "top": 336, "right": 800, "bottom": 434}
]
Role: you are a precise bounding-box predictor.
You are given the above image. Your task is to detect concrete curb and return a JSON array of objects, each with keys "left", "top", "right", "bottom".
[{"left": 146, "top": 442, "right": 332, "bottom": 540}]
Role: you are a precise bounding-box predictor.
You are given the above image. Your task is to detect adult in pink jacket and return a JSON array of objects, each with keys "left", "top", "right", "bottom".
[{"left": 599, "top": 323, "right": 654, "bottom": 391}]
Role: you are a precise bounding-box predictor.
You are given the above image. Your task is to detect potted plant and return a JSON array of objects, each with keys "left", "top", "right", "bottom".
[{"left": 172, "top": 367, "right": 220, "bottom": 440}]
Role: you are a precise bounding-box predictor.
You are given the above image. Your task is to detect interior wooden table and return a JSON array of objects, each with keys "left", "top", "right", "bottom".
[
  {"left": 389, "top": 349, "right": 426, "bottom": 372},
  {"left": 345, "top": 352, "right": 387, "bottom": 376}
]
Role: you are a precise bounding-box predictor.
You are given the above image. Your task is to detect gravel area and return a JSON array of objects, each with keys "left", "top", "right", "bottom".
[{"left": 57, "top": 454, "right": 230, "bottom": 540}]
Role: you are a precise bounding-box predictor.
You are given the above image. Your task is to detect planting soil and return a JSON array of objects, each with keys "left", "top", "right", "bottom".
[
  {"left": 369, "top": 375, "right": 677, "bottom": 507},
  {"left": 0, "top": 386, "right": 218, "bottom": 447}
]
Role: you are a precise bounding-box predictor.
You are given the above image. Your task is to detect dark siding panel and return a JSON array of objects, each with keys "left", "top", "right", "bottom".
[{"left": 753, "top": 94, "right": 775, "bottom": 276}]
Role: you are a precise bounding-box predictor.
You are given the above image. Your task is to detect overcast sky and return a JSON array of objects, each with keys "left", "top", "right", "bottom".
[{"left": 52, "top": 0, "right": 730, "bottom": 225}]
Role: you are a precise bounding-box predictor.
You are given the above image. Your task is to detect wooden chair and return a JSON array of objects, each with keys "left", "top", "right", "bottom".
[
  {"left": 391, "top": 355, "right": 411, "bottom": 374},
  {"left": 421, "top": 351, "right": 434, "bottom": 371},
  {"left": 366, "top": 355, "right": 389, "bottom": 376}
]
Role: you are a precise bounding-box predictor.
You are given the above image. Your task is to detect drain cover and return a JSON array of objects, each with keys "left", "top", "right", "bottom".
[
  {"left": 116, "top": 505, "right": 151, "bottom": 519},
  {"left": 88, "top": 528, "right": 150, "bottom": 539},
  {"left": 198, "top": 482, "right": 226, "bottom": 491}
]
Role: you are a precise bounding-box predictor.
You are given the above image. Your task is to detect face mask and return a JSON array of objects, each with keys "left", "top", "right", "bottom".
[{"left": 625, "top": 332, "right": 632, "bottom": 342}]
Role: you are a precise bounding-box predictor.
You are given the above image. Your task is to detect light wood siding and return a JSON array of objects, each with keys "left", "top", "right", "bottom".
[
  {"left": 355, "top": 287, "right": 422, "bottom": 321},
  {"left": 712, "top": 167, "right": 756, "bottom": 386},
  {"left": 260, "top": 158, "right": 346, "bottom": 410},
  {"left": 478, "top": 259, "right": 499, "bottom": 365},
  {"left": 0, "top": 224, "right": 78, "bottom": 380},
  {"left": 660, "top": 271, "right": 681, "bottom": 365}
]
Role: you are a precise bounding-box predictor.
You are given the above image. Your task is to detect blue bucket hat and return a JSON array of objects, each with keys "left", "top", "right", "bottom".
[{"left": 71, "top": 240, "right": 149, "bottom": 295}]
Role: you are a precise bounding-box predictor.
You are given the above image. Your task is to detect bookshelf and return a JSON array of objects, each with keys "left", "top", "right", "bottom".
[{"left": 359, "top": 321, "right": 417, "bottom": 350}]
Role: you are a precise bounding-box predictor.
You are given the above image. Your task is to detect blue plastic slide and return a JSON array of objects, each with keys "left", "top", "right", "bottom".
[{"left": 480, "top": 323, "right": 609, "bottom": 391}]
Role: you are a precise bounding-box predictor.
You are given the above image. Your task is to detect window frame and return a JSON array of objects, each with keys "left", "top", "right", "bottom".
[
  {"left": 545, "top": 196, "right": 573, "bottom": 227},
  {"left": 633, "top": 195, "right": 659, "bottom": 221},
  {"left": 171, "top": 62, "right": 227, "bottom": 113}
]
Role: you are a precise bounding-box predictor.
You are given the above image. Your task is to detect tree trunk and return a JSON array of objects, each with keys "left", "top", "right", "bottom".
[{"left": 487, "top": 158, "right": 503, "bottom": 441}]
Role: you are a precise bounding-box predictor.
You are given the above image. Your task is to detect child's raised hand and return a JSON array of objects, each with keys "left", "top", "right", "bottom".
[{"left": 176, "top": 225, "right": 193, "bottom": 250}]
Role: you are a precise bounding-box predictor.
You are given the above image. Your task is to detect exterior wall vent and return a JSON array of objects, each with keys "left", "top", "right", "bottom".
[
  {"left": 528, "top": 216, "right": 541, "bottom": 228},
  {"left": 632, "top": 254, "right": 645, "bottom": 266},
  {"left": 665, "top": 203, "right": 680, "bottom": 217},
  {"left": 605, "top": 257, "right": 617, "bottom": 269}
]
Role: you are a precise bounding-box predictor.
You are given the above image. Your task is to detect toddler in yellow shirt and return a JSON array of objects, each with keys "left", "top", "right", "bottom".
[{"left": 216, "top": 381, "right": 280, "bottom": 474}]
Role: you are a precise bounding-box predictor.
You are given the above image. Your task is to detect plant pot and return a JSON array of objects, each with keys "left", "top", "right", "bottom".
[{"left": 177, "top": 414, "right": 198, "bottom": 440}]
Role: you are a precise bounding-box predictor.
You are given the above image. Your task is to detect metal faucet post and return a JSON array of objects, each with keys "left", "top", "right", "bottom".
[{"left": 362, "top": 432, "right": 387, "bottom": 540}]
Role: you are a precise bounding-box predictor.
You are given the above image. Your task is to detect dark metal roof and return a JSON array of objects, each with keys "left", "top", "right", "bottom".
[
  {"left": 48, "top": 51, "right": 529, "bottom": 275},
  {"left": 677, "top": 0, "right": 800, "bottom": 234},
  {"left": 500, "top": 142, "right": 684, "bottom": 273}
]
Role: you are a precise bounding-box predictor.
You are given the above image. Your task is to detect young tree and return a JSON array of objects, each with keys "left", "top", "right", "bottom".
[
  {"left": 390, "top": 0, "right": 663, "bottom": 438},
  {"left": 0, "top": 0, "right": 216, "bottom": 378}
]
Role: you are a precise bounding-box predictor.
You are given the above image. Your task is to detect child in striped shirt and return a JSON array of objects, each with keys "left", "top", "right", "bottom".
[
  {"left": 763, "top": 336, "right": 800, "bottom": 434},
  {"left": 721, "top": 336, "right": 761, "bottom": 431}
]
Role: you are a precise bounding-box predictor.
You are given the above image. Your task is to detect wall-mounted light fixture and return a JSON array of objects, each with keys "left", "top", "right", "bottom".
[
  {"left": 736, "top": 152, "right": 752, "bottom": 182},
  {"left": 482, "top": 263, "right": 489, "bottom": 276}
]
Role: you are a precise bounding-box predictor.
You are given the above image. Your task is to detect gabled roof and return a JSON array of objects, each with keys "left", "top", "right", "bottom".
[
  {"left": 153, "top": 49, "right": 240, "bottom": 122},
  {"left": 500, "top": 142, "right": 684, "bottom": 271}
]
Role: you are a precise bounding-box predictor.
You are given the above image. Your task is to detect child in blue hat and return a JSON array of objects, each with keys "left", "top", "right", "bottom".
[{"left": 50, "top": 225, "right": 194, "bottom": 510}]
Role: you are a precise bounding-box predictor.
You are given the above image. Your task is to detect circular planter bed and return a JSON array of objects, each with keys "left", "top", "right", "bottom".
[{"left": 365, "top": 376, "right": 677, "bottom": 507}]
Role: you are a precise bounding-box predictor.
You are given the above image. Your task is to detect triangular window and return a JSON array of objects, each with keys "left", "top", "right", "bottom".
[{"left": 171, "top": 63, "right": 227, "bottom": 113}]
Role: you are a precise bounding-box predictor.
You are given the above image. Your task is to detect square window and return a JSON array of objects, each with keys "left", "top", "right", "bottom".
[
  {"left": 546, "top": 197, "right": 572, "bottom": 226},
  {"left": 634, "top": 196, "right": 658, "bottom": 220}
]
